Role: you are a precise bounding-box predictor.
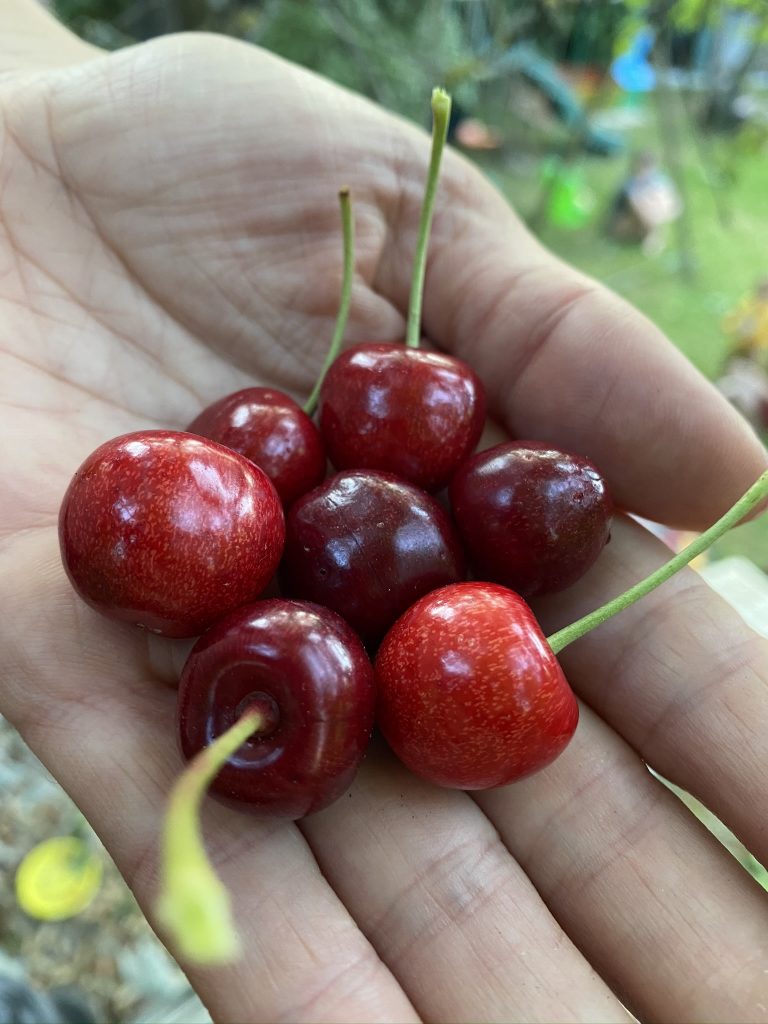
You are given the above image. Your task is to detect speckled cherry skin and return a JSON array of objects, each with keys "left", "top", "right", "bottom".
[
  {"left": 178, "top": 599, "right": 376, "bottom": 818},
  {"left": 376, "top": 582, "right": 578, "bottom": 789},
  {"left": 59, "top": 431, "right": 285, "bottom": 638},
  {"left": 187, "top": 387, "right": 326, "bottom": 507},
  {"left": 449, "top": 441, "right": 613, "bottom": 597},
  {"left": 318, "top": 343, "right": 486, "bottom": 493},
  {"left": 280, "top": 470, "right": 465, "bottom": 646}
]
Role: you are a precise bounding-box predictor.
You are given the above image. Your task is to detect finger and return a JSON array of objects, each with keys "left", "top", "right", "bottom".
[
  {"left": 375, "top": 150, "right": 767, "bottom": 530},
  {"left": 534, "top": 514, "right": 768, "bottom": 874},
  {"left": 301, "top": 742, "right": 630, "bottom": 1024},
  {"left": 0, "top": 531, "right": 418, "bottom": 1024},
  {"left": 476, "top": 703, "right": 768, "bottom": 1024},
  {"left": 0, "top": 0, "right": 99, "bottom": 77}
]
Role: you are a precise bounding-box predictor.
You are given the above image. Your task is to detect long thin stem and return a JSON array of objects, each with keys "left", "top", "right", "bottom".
[
  {"left": 405, "top": 88, "right": 452, "bottom": 349},
  {"left": 548, "top": 470, "right": 768, "bottom": 655},
  {"left": 304, "top": 188, "right": 355, "bottom": 416},
  {"left": 156, "top": 711, "right": 262, "bottom": 964}
]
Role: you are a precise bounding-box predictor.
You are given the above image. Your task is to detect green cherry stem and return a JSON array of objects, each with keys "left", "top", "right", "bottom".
[
  {"left": 156, "top": 710, "right": 263, "bottom": 965},
  {"left": 405, "top": 87, "right": 452, "bottom": 350},
  {"left": 548, "top": 469, "right": 768, "bottom": 655},
  {"left": 304, "top": 187, "right": 355, "bottom": 416}
]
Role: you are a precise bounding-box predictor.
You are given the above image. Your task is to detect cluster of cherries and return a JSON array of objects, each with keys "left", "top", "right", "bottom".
[{"left": 56, "top": 90, "right": 768, "bottom": 962}]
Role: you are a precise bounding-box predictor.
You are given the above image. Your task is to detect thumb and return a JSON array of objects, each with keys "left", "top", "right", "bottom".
[{"left": 0, "top": 0, "right": 100, "bottom": 79}]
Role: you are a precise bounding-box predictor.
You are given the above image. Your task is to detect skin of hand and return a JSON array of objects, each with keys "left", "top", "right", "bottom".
[{"left": 2, "top": 4, "right": 768, "bottom": 1022}]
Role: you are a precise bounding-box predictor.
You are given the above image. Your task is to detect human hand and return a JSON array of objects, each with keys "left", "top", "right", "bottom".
[{"left": 2, "top": 4, "right": 768, "bottom": 1021}]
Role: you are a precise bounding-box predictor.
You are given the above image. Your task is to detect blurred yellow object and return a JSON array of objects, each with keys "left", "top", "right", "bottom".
[
  {"left": 672, "top": 531, "right": 709, "bottom": 569},
  {"left": 646, "top": 525, "right": 710, "bottom": 568},
  {"left": 15, "top": 836, "right": 102, "bottom": 921},
  {"left": 723, "top": 279, "right": 768, "bottom": 361}
]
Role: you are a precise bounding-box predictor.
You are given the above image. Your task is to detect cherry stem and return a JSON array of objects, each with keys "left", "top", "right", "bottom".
[
  {"left": 405, "top": 87, "right": 452, "bottom": 350},
  {"left": 548, "top": 469, "right": 768, "bottom": 655},
  {"left": 155, "top": 710, "right": 263, "bottom": 964},
  {"left": 304, "top": 188, "right": 355, "bottom": 416}
]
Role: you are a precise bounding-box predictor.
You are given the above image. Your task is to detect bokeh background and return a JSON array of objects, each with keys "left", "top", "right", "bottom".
[{"left": 3, "top": 2, "right": 768, "bottom": 1021}]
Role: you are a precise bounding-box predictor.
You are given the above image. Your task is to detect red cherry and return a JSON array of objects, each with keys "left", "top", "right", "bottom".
[
  {"left": 318, "top": 342, "right": 486, "bottom": 492},
  {"left": 316, "top": 94, "right": 484, "bottom": 493},
  {"left": 449, "top": 441, "right": 613, "bottom": 597},
  {"left": 375, "top": 582, "right": 578, "bottom": 789},
  {"left": 187, "top": 387, "right": 326, "bottom": 507},
  {"left": 59, "top": 430, "right": 285, "bottom": 638},
  {"left": 280, "top": 469, "right": 465, "bottom": 645},
  {"left": 177, "top": 599, "right": 375, "bottom": 818}
]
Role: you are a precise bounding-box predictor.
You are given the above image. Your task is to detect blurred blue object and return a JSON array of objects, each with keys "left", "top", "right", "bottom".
[{"left": 611, "top": 27, "right": 656, "bottom": 93}]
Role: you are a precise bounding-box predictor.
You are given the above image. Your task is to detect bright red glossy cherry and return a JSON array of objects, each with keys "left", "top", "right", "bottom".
[
  {"left": 315, "top": 92, "right": 484, "bottom": 494},
  {"left": 376, "top": 582, "right": 578, "bottom": 789},
  {"left": 59, "top": 430, "right": 285, "bottom": 638},
  {"left": 318, "top": 343, "right": 486, "bottom": 493},
  {"left": 187, "top": 387, "right": 326, "bottom": 507},
  {"left": 280, "top": 469, "right": 465, "bottom": 645},
  {"left": 449, "top": 441, "right": 613, "bottom": 597},
  {"left": 177, "top": 599, "right": 375, "bottom": 818}
]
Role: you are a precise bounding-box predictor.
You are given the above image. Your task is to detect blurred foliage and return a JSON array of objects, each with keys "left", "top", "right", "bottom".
[
  {"left": 51, "top": 0, "right": 634, "bottom": 120},
  {"left": 250, "top": 1, "right": 481, "bottom": 122},
  {"left": 682, "top": 0, "right": 768, "bottom": 36},
  {"left": 51, "top": 0, "right": 768, "bottom": 128},
  {"left": 625, "top": 0, "right": 768, "bottom": 31}
]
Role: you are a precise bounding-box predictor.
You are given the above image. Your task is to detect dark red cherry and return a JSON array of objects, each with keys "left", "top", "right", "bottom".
[
  {"left": 59, "top": 430, "right": 285, "bottom": 637},
  {"left": 449, "top": 441, "right": 613, "bottom": 597},
  {"left": 280, "top": 470, "right": 465, "bottom": 645},
  {"left": 177, "top": 599, "right": 375, "bottom": 818},
  {"left": 187, "top": 387, "right": 326, "bottom": 507},
  {"left": 376, "top": 582, "right": 578, "bottom": 789},
  {"left": 318, "top": 343, "right": 486, "bottom": 493}
]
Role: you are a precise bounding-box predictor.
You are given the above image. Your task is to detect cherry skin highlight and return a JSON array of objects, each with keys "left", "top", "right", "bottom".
[
  {"left": 318, "top": 343, "right": 486, "bottom": 493},
  {"left": 187, "top": 387, "right": 326, "bottom": 507},
  {"left": 375, "top": 582, "right": 578, "bottom": 789},
  {"left": 177, "top": 599, "right": 376, "bottom": 818},
  {"left": 449, "top": 441, "right": 613, "bottom": 597},
  {"left": 280, "top": 469, "right": 465, "bottom": 646},
  {"left": 59, "top": 430, "right": 285, "bottom": 638}
]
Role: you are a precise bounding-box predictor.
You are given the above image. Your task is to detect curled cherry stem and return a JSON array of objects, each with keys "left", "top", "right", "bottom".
[
  {"left": 548, "top": 469, "right": 768, "bottom": 655},
  {"left": 156, "top": 710, "right": 263, "bottom": 964}
]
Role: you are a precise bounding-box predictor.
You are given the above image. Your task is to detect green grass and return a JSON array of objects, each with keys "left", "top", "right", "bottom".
[
  {"left": 481, "top": 100, "right": 768, "bottom": 567},
  {"left": 534, "top": 153, "right": 768, "bottom": 382}
]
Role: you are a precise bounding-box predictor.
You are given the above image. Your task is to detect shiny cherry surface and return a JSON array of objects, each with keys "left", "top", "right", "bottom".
[
  {"left": 280, "top": 470, "right": 465, "bottom": 645},
  {"left": 177, "top": 599, "right": 375, "bottom": 818},
  {"left": 187, "top": 387, "right": 326, "bottom": 507},
  {"left": 449, "top": 441, "right": 613, "bottom": 597},
  {"left": 59, "top": 430, "right": 285, "bottom": 637},
  {"left": 318, "top": 343, "right": 486, "bottom": 492},
  {"left": 376, "top": 582, "right": 578, "bottom": 789}
]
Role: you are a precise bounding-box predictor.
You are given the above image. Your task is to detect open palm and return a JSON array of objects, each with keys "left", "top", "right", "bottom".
[{"left": 3, "top": 5, "right": 768, "bottom": 1021}]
